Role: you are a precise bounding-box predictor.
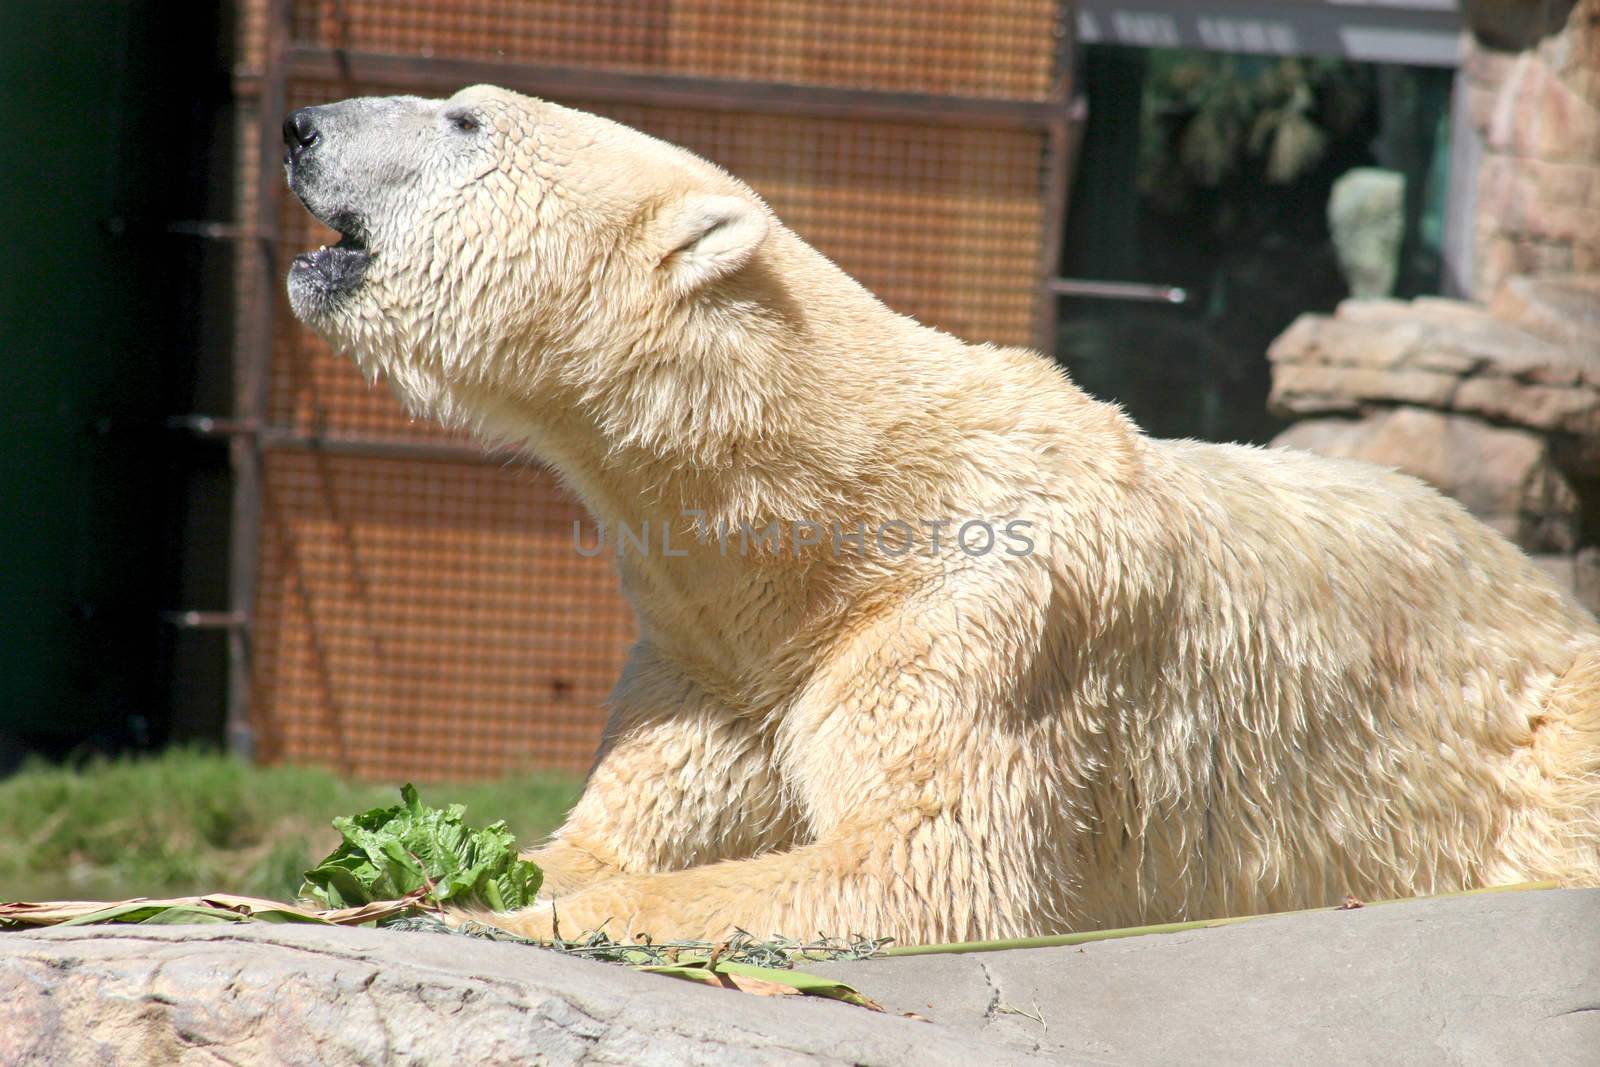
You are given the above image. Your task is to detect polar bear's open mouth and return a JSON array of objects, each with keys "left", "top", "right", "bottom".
[{"left": 290, "top": 221, "right": 371, "bottom": 299}]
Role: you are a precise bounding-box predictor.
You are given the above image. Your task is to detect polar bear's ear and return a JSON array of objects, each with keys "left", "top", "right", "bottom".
[{"left": 655, "top": 194, "right": 769, "bottom": 292}]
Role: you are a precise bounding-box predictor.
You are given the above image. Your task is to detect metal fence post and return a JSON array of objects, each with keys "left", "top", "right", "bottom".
[{"left": 227, "top": 0, "right": 293, "bottom": 760}]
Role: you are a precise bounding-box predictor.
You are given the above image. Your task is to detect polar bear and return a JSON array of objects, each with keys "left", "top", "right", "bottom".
[{"left": 283, "top": 85, "right": 1600, "bottom": 945}]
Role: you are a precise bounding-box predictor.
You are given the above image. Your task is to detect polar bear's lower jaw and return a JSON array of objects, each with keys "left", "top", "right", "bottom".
[{"left": 287, "top": 239, "right": 371, "bottom": 316}]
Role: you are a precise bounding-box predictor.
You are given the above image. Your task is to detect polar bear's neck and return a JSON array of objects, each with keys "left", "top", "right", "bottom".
[{"left": 450, "top": 227, "right": 1146, "bottom": 674}]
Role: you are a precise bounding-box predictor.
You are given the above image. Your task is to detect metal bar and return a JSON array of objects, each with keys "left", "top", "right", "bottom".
[
  {"left": 103, "top": 217, "right": 261, "bottom": 241},
  {"left": 1048, "top": 278, "right": 1190, "bottom": 304},
  {"left": 265, "top": 433, "right": 517, "bottom": 464},
  {"left": 228, "top": 0, "right": 293, "bottom": 761},
  {"left": 165, "top": 610, "right": 648, "bottom": 658},
  {"left": 173, "top": 415, "right": 520, "bottom": 465},
  {"left": 1441, "top": 63, "right": 1480, "bottom": 299},
  {"left": 169, "top": 414, "right": 248, "bottom": 436},
  {"left": 163, "top": 220, "right": 259, "bottom": 241},
  {"left": 1074, "top": 0, "right": 1463, "bottom": 67},
  {"left": 1034, "top": 1, "right": 1083, "bottom": 352},
  {"left": 163, "top": 610, "right": 250, "bottom": 630},
  {"left": 241, "top": 47, "right": 1068, "bottom": 131}
]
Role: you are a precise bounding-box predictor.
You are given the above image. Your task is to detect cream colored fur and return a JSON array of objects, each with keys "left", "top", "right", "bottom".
[{"left": 287, "top": 85, "right": 1600, "bottom": 945}]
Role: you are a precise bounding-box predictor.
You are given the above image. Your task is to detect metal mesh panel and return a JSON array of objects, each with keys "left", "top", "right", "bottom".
[
  {"left": 237, "top": 2, "right": 1069, "bottom": 779},
  {"left": 254, "top": 451, "right": 633, "bottom": 776},
  {"left": 289, "top": 1, "right": 1059, "bottom": 99},
  {"left": 232, "top": 96, "right": 263, "bottom": 373},
  {"left": 238, "top": 0, "right": 271, "bottom": 70}
]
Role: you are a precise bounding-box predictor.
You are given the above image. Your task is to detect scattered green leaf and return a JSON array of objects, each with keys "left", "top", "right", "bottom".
[{"left": 298, "top": 784, "right": 543, "bottom": 912}]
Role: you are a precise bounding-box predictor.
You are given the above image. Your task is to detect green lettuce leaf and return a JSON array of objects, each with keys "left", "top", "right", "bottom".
[{"left": 299, "top": 784, "right": 543, "bottom": 911}]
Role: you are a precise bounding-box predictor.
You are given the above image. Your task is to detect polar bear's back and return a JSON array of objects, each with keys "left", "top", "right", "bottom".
[
  {"left": 1065, "top": 434, "right": 1600, "bottom": 921},
  {"left": 1154, "top": 436, "right": 1597, "bottom": 658}
]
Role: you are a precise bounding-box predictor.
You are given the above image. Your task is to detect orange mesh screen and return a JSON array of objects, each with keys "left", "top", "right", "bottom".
[
  {"left": 254, "top": 451, "right": 633, "bottom": 776},
  {"left": 289, "top": 1, "right": 1060, "bottom": 99},
  {"left": 239, "top": 2, "right": 1066, "bottom": 779}
]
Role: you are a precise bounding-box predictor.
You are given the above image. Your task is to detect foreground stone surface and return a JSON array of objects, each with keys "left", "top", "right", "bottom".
[
  {"left": 2, "top": 890, "right": 1595, "bottom": 1065},
  {"left": 0, "top": 920, "right": 1032, "bottom": 1067},
  {"left": 814, "top": 889, "right": 1600, "bottom": 1066}
]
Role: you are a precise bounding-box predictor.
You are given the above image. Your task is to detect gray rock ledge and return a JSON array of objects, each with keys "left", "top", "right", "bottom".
[{"left": 2, "top": 888, "right": 1595, "bottom": 1066}]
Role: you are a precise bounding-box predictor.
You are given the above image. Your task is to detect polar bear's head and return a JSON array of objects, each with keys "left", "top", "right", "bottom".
[{"left": 283, "top": 85, "right": 776, "bottom": 427}]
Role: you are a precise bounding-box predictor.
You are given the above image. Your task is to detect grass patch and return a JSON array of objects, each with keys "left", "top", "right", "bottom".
[{"left": 0, "top": 748, "right": 579, "bottom": 903}]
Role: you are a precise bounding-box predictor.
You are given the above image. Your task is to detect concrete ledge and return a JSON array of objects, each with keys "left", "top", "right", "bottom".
[
  {"left": 2, "top": 889, "right": 1595, "bottom": 1065},
  {"left": 812, "top": 888, "right": 1600, "bottom": 1065}
]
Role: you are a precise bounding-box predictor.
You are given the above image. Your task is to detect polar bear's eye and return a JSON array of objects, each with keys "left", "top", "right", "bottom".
[{"left": 446, "top": 110, "right": 480, "bottom": 134}]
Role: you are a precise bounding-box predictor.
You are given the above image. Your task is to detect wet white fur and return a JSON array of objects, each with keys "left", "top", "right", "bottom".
[{"left": 291, "top": 85, "right": 1600, "bottom": 944}]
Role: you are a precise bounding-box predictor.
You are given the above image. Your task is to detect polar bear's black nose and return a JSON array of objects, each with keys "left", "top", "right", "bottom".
[{"left": 283, "top": 109, "right": 320, "bottom": 156}]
